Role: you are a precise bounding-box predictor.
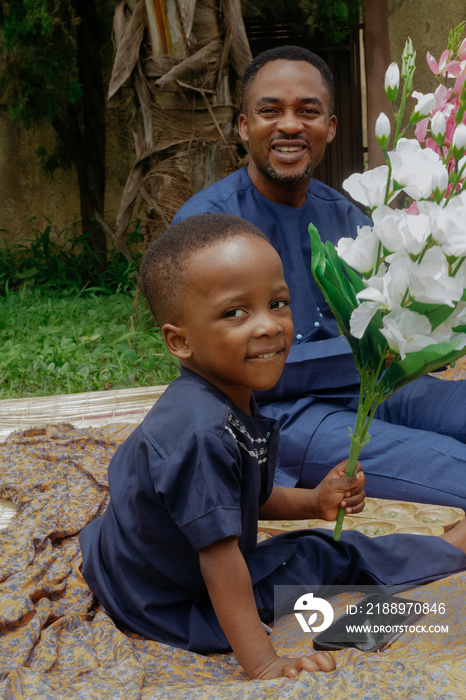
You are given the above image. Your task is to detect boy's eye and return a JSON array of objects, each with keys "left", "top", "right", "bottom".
[
  {"left": 223, "top": 308, "right": 245, "bottom": 318},
  {"left": 271, "top": 299, "right": 289, "bottom": 309}
]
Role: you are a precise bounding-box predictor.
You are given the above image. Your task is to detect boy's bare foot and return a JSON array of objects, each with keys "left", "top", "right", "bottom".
[{"left": 441, "top": 518, "right": 466, "bottom": 555}]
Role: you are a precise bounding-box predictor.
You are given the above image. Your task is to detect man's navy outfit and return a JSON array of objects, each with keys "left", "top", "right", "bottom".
[
  {"left": 80, "top": 368, "right": 466, "bottom": 653},
  {"left": 173, "top": 168, "right": 466, "bottom": 508}
]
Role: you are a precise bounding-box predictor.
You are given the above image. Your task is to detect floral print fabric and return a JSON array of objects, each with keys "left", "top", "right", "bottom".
[{"left": 0, "top": 423, "right": 465, "bottom": 699}]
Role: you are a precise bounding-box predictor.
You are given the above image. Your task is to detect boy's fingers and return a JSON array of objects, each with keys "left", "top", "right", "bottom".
[
  {"left": 282, "top": 665, "right": 299, "bottom": 679},
  {"left": 344, "top": 471, "right": 366, "bottom": 492},
  {"left": 284, "top": 654, "right": 335, "bottom": 676},
  {"left": 342, "top": 494, "right": 366, "bottom": 513},
  {"left": 333, "top": 472, "right": 365, "bottom": 495},
  {"left": 304, "top": 652, "right": 336, "bottom": 672}
]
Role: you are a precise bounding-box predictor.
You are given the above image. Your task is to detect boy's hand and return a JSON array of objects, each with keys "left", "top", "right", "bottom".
[
  {"left": 313, "top": 459, "right": 366, "bottom": 521},
  {"left": 256, "top": 652, "right": 335, "bottom": 680}
]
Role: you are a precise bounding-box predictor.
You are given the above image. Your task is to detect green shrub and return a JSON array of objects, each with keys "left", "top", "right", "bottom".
[{"left": 0, "top": 217, "right": 143, "bottom": 295}]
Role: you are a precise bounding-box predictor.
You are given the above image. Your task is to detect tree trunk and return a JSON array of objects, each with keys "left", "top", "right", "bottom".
[
  {"left": 364, "top": 0, "right": 391, "bottom": 169},
  {"left": 73, "top": 0, "right": 108, "bottom": 268},
  {"left": 109, "top": 0, "right": 252, "bottom": 247}
]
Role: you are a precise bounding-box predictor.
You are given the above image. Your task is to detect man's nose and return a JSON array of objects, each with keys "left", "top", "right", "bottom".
[{"left": 277, "top": 109, "right": 303, "bottom": 134}]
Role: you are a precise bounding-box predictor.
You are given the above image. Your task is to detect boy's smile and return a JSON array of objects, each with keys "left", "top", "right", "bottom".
[{"left": 164, "top": 235, "right": 294, "bottom": 414}]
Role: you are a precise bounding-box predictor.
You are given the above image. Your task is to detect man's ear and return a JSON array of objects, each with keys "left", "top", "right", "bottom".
[
  {"left": 162, "top": 324, "right": 192, "bottom": 360},
  {"left": 327, "top": 115, "right": 337, "bottom": 145},
  {"left": 238, "top": 113, "right": 249, "bottom": 144}
]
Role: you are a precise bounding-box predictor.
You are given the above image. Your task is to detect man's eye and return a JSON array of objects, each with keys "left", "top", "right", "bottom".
[
  {"left": 271, "top": 299, "right": 289, "bottom": 309},
  {"left": 223, "top": 308, "right": 244, "bottom": 318}
]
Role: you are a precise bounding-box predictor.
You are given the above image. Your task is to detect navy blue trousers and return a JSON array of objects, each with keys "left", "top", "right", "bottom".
[
  {"left": 186, "top": 529, "right": 466, "bottom": 653},
  {"left": 262, "top": 375, "right": 466, "bottom": 508}
]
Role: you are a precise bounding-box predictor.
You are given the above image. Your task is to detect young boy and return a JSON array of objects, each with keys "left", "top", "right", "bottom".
[{"left": 80, "top": 213, "right": 466, "bottom": 681}]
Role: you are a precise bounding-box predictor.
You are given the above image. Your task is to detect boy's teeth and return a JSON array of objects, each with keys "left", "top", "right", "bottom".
[
  {"left": 258, "top": 352, "right": 276, "bottom": 359},
  {"left": 276, "top": 146, "right": 300, "bottom": 152}
]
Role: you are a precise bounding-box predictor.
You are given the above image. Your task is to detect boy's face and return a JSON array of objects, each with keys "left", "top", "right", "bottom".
[{"left": 166, "top": 235, "right": 293, "bottom": 414}]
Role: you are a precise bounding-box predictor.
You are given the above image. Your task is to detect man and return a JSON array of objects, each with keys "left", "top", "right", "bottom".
[{"left": 172, "top": 45, "right": 466, "bottom": 508}]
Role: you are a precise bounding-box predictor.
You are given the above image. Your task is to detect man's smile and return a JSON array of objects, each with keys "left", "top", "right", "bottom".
[{"left": 273, "top": 145, "right": 304, "bottom": 152}]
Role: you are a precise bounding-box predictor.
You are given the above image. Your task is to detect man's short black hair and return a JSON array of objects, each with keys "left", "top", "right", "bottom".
[
  {"left": 241, "top": 45, "right": 335, "bottom": 114},
  {"left": 140, "top": 213, "right": 268, "bottom": 327}
]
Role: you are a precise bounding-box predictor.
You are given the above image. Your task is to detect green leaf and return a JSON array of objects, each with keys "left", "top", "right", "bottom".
[
  {"left": 309, "top": 223, "right": 386, "bottom": 372},
  {"left": 407, "top": 301, "right": 457, "bottom": 330},
  {"left": 380, "top": 341, "right": 466, "bottom": 394}
]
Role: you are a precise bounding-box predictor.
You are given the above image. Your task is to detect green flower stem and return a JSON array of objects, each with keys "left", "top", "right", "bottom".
[
  {"left": 333, "top": 368, "right": 385, "bottom": 541},
  {"left": 451, "top": 255, "right": 466, "bottom": 277},
  {"left": 443, "top": 160, "right": 466, "bottom": 207}
]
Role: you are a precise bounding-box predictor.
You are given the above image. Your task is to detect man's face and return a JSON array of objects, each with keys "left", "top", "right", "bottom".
[
  {"left": 173, "top": 235, "right": 294, "bottom": 414},
  {"left": 238, "top": 60, "right": 337, "bottom": 201}
]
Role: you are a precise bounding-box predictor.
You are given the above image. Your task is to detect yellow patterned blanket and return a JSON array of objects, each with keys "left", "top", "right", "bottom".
[{"left": 0, "top": 423, "right": 465, "bottom": 699}]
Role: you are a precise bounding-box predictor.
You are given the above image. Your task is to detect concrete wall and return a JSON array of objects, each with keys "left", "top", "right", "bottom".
[
  {"left": 0, "top": 101, "right": 134, "bottom": 247},
  {"left": 364, "top": 0, "right": 465, "bottom": 167},
  {"left": 388, "top": 0, "right": 465, "bottom": 95}
]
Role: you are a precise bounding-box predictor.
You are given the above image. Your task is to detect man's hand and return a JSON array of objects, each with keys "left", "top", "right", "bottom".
[
  {"left": 255, "top": 652, "right": 336, "bottom": 680},
  {"left": 312, "top": 459, "right": 366, "bottom": 521}
]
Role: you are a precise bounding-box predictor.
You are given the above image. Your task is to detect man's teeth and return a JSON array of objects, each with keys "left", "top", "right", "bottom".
[
  {"left": 275, "top": 146, "right": 301, "bottom": 152},
  {"left": 257, "top": 352, "right": 277, "bottom": 359}
]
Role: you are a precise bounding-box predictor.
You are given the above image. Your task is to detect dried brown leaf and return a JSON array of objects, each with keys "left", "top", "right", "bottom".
[{"left": 108, "top": 0, "right": 148, "bottom": 102}]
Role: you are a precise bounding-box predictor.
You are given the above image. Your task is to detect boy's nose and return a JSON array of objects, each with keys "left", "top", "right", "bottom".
[{"left": 254, "top": 311, "right": 282, "bottom": 337}]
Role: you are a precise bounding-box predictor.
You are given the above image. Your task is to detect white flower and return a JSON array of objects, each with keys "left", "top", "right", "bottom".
[
  {"left": 388, "top": 138, "right": 448, "bottom": 200},
  {"left": 384, "top": 63, "right": 400, "bottom": 101},
  {"left": 343, "top": 166, "right": 391, "bottom": 208},
  {"left": 350, "top": 262, "right": 409, "bottom": 338},
  {"left": 372, "top": 205, "right": 430, "bottom": 256},
  {"left": 336, "top": 225, "right": 379, "bottom": 275},
  {"left": 412, "top": 91, "right": 436, "bottom": 117},
  {"left": 407, "top": 246, "right": 464, "bottom": 306},
  {"left": 429, "top": 195, "right": 466, "bottom": 256},
  {"left": 431, "top": 166, "right": 449, "bottom": 198},
  {"left": 380, "top": 307, "right": 434, "bottom": 359},
  {"left": 452, "top": 123, "right": 466, "bottom": 159},
  {"left": 431, "top": 111, "right": 447, "bottom": 139},
  {"left": 430, "top": 303, "right": 466, "bottom": 350},
  {"left": 375, "top": 112, "right": 391, "bottom": 147}
]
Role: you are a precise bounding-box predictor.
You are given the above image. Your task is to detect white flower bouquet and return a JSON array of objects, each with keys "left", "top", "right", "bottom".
[{"left": 310, "top": 23, "right": 466, "bottom": 540}]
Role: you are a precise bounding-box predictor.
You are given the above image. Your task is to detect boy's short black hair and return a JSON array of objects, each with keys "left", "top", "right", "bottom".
[
  {"left": 241, "top": 45, "right": 335, "bottom": 114},
  {"left": 140, "top": 213, "right": 268, "bottom": 327}
]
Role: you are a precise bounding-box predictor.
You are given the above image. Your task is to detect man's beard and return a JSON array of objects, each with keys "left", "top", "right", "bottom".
[{"left": 266, "top": 160, "right": 313, "bottom": 184}]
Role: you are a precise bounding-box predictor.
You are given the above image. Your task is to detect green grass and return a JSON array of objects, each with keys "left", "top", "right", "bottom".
[{"left": 0, "top": 288, "right": 180, "bottom": 399}]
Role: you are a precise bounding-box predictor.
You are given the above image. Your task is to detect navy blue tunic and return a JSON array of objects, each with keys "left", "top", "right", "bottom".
[{"left": 80, "top": 368, "right": 279, "bottom": 647}]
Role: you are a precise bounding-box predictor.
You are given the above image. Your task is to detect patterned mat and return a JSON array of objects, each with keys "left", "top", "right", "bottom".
[{"left": 0, "top": 423, "right": 465, "bottom": 699}]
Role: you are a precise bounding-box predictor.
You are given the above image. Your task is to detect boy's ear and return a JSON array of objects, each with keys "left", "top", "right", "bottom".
[{"left": 162, "top": 324, "right": 192, "bottom": 359}]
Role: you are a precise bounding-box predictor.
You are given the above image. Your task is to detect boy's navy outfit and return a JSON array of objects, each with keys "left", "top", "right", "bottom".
[
  {"left": 172, "top": 168, "right": 466, "bottom": 508},
  {"left": 80, "top": 368, "right": 466, "bottom": 653}
]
